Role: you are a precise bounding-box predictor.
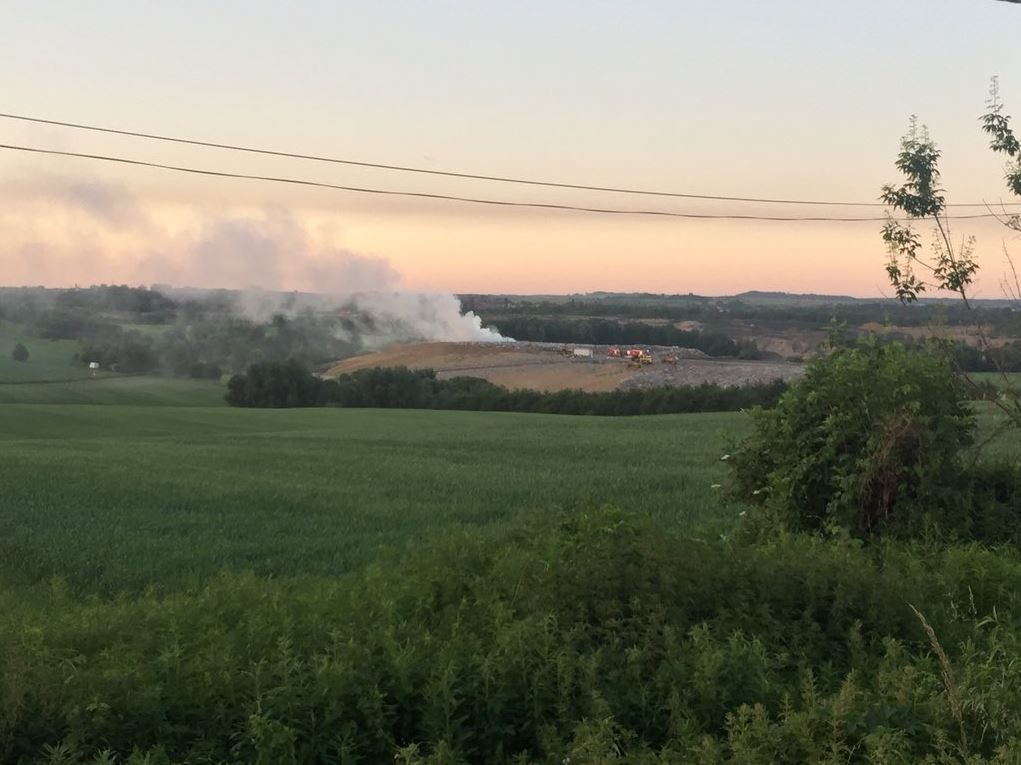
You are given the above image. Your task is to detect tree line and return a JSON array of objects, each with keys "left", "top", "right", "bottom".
[
  {"left": 489, "top": 316, "right": 763, "bottom": 358},
  {"left": 479, "top": 295, "right": 1021, "bottom": 332},
  {"left": 225, "top": 361, "right": 787, "bottom": 415}
]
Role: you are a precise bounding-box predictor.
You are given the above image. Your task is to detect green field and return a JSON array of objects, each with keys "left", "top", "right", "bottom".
[
  {"left": 2, "top": 385, "right": 1016, "bottom": 596},
  {"left": 0, "top": 404, "right": 741, "bottom": 594},
  {"left": 0, "top": 376, "right": 226, "bottom": 406}
]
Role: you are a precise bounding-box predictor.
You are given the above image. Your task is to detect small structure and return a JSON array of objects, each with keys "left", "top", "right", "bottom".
[
  {"left": 572, "top": 348, "right": 593, "bottom": 358},
  {"left": 88, "top": 361, "right": 100, "bottom": 377}
]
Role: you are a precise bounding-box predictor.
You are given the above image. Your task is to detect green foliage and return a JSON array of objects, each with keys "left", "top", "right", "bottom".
[
  {"left": 982, "top": 77, "right": 1021, "bottom": 199},
  {"left": 225, "top": 359, "right": 327, "bottom": 407},
  {"left": 881, "top": 117, "right": 946, "bottom": 218},
  {"left": 9, "top": 511, "right": 1021, "bottom": 763},
  {"left": 880, "top": 80, "right": 1021, "bottom": 305},
  {"left": 881, "top": 118, "right": 979, "bottom": 304},
  {"left": 728, "top": 340, "right": 979, "bottom": 538},
  {"left": 879, "top": 80, "right": 1021, "bottom": 432},
  {"left": 11, "top": 341, "right": 29, "bottom": 362},
  {"left": 226, "top": 362, "right": 788, "bottom": 415}
]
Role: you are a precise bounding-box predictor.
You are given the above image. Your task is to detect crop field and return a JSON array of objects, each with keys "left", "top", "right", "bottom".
[
  {"left": 0, "top": 376, "right": 226, "bottom": 405},
  {"left": 0, "top": 402, "right": 744, "bottom": 594},
  {"left": 3, "top": 388, "right": 1017, "bottom": 596}
]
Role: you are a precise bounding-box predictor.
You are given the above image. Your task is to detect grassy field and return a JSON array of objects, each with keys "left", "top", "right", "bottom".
[
  {"left": 2, "top": 381, "right": 1017, "bottom": 595},
  {"left": 0, "top": 405, "right": 744, "bottom": 594},
  {"left": 0, "top": 376, "right": 226, "bottom": 405}
]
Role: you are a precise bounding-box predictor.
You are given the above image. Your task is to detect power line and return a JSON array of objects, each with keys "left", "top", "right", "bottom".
[
  {"left": 0, "top": 142, "right": 1010, "bottom": 223},
  {"left": 2, "top": 111, "right": 1017, "bottom": 209},
  {"left": 1, "top": 141, "right": 1012, "bottom": 223}
]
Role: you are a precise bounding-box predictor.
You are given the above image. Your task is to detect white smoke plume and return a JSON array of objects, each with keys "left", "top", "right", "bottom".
[
  {"left": 0, "top": 171, "right": 507, "bottom": 344},
  {"left": 221, "top": 286, "right": 508, "bottom": 346},
  {"left": 332, "top": 291, "right": 507, "bottom": 347}
]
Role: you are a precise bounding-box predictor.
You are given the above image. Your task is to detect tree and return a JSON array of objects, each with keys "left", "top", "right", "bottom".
[
  {"left": 11, "top": 342, "right": 29, "bottom": 362},
  {"left": 880, "top": 79, "right": 1021, "bottom": 429},
  {"left": 225, "top": 359, "right": 327, "bottom": 408}
]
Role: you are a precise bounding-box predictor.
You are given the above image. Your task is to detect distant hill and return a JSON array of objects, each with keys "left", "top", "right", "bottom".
[
  {"left": 728, "top": 291, "right": 861, "bottom": 305},
  {"left": 462, "top": 290, "right": 1017, "bottom": 308}
]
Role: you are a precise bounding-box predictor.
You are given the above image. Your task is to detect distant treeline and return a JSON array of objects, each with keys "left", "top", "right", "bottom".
[
  {"left": 490, "top": 315, "right": 1021, "bottom": 372},
  {"left": 872, "top": 332, "right": 1021, "bottom": 373},
  {"left": 490, "top": 317, "right": 763, "bottom": 358},
  {"left": 479, "top": 297, "right": 1021, "bottom": 333},
  {"left": 948, "top": 339, "right": 1021, "bottom": 373},
  {"left": 225, "top": 362, "right": 787, "bottom": 415}
]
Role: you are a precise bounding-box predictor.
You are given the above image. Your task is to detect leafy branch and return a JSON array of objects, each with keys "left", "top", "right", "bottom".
[{"left": 880, "top": 81, "right": 1021, "bottom": 430}]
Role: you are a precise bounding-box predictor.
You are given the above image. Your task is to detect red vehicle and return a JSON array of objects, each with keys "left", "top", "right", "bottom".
[{"left": 607, "top": 346, "right": 622, "bottom": 357}]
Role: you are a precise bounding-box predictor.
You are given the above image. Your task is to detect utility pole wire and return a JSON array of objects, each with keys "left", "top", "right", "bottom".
[
  {"left": 0, "top": 142, "right": 1007, "bottom": 223},
  {"left": 1, "top": 111, "right": 1017, "bottom": 209}
]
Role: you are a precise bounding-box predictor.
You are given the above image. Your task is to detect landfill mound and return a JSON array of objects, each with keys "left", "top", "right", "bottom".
[{"left": 325, "top": 341, "right": 802, "bottom": 393}]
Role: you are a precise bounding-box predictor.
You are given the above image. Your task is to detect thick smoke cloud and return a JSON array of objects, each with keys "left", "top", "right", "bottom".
[{"left": 1, "top": 172, "right": 505, "bottom": 342}]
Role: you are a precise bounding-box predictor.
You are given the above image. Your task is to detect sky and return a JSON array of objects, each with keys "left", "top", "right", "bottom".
[{"left": 1, "top": 0, "right": 1020, "bottom": 297}]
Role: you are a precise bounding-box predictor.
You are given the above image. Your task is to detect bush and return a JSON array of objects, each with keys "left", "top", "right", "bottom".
[
  {"left": 11, "top": 342, "right": 29, "bottom": 362},
  {"left": 10, "top": 510, "right": 1021, "bottom": 763},
  {"left": 728, "top": 339, "right": 976, "bottom": 538}
]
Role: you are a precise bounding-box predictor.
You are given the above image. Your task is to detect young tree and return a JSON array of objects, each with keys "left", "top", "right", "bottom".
[{"left": 880, "top": 78, "right": 1021, "bottom": 429}]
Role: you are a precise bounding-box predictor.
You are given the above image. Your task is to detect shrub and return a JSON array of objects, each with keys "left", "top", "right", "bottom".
[
  {"left": 728, "top": 339, "right": 976, "bottom": 538},
  {"left": 10, "top": 511, "right": 1021, "bottom": 763},
  {"left": 11, "top": 342, "right": 29, "bottom": 362}
]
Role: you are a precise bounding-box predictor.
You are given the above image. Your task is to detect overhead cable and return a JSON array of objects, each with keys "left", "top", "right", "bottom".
[
  {"left": 2, "top": 111, "right": 1017, "bottom": 209},
  {"left": 0, "top": 142, "right": 1009, "bottom": 223}
]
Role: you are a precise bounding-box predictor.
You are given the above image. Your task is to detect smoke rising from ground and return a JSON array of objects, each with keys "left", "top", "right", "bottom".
[{"left": 1, "top": 171, "right": 506, "bottom": 343}]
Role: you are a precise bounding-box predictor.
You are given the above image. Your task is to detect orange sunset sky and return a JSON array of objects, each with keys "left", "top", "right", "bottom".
[{"left": 2, "top": 1, "right": 1019, "bottom": 297}]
